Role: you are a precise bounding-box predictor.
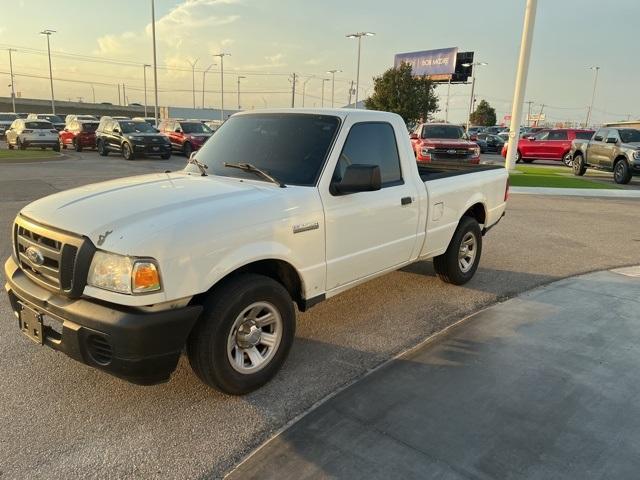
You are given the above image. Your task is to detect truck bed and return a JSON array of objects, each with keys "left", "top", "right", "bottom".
[{"left": 417, "top": 163, "right": 504, "bottom": 182}]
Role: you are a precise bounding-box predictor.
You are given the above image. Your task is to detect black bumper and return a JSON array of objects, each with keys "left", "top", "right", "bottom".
[
  {"left": 132, "top": 143, "right": 171, "bottom": 156},
  {"left": 4, "top": 256, "right": 202, "bottom": 385}
]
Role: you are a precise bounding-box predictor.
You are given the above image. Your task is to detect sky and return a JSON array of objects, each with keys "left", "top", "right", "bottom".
[{"left": 0, "top": 0, "right": 638, "bottom": 125}]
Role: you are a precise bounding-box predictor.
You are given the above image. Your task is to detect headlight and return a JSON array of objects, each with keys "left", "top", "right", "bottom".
[
  {"left": 633, "top": 150, "right": 640, "bottom": 160},
  {"left": 87, "top": 251, "right": 161, "bottom": 294}
]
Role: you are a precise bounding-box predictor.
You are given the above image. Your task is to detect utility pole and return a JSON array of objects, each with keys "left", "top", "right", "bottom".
[
  {"left": 151, "top": 0, "right": 159, "bottom": 126},
  {"left": 462, "top": 61, "right": 488, "bottom": 130},
  {"left": 187, "top": 58, "right": 199, "bottom": 109},
  {"left": 302, "top": 76, "right": 312, "bottom": 107},
  {"left": 348, "top": 80, "right": 355, "bottom": 107},
  {"left": 212, "top": 53, "right": 231, "bottom": 121},
  {"left": 201, "top": 64, "right": 214, "bottom": 109},
  {"left": 90, "top": 84, "right": 95, "bottom": 104},
  {"left": 8, "top": 49, "right": 16, "bottom": 113},
  {"left": 537, "top": 103, "right": 545, "bottom": 126},
  {"left": 320, "top": 78, "right": 328, "bottom": 107},
  {"left": 525, "top": 100, "right": 534, "bottom": 126},
  {"left": 346, "top": 32, "right": 375, "bottom": 108},
  {"left": 143, "top": 64, "right": 150, "bottom": 117},
  {"left": 236, "top": 76, "right": 246, "bottom": 110},
  {"left": 117, "top": 83, "right": 121, "bottom": 105},
  {"left": 326, "top": 69, "right": 342, "bottom": 108},
  {"left": 290, "top": 73, "right": 297, "bottom": 107},
  {"left": 122, "top": 83, "right": 127, "bottom": 106},
  {"left": 444, "top": 77, "right": 452, "bottom": 122},
  {"left": 585, "top": 66, "right": 600, "bottom": 128},
  {"left": 505, "top": 0, "right": 538, "bottom": 170},
  {"left": 40, "top": 29, "right": 56, "bottom": 114}
]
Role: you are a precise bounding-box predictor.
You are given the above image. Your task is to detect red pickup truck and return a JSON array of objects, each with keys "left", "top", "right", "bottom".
[
  {"left": 410, "top": 123, "right": 480, "bottom": 164},
  {"left": 501, "top": 128, "right": 594, "bottom": 166}
]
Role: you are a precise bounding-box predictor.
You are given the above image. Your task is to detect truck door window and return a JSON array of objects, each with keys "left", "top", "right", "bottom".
[
  {"left": 534, "top": 131, "right": 549, "bottom": 141},
  {"left": 547, "top": 130, "right": 568, "bottom": 141},
  {"left": 593, "top": 129, "right": 607, "bottom": 142},
  {"left": 606, "top": 130, "right": 620, "bottom": 142},
  {"left": 575, "top": 131, "right": 594, "bottom": 140},
  {"left": 333, "top": 122, "right": 402, "bottom": 188}
]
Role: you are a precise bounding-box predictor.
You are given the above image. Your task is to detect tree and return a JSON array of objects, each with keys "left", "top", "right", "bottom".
[
  {"left": 364, "top": 63, "right": 439, "bottom": 125},
  {"left": 469, "top": 99, "right": 496, "bottom": 126}
]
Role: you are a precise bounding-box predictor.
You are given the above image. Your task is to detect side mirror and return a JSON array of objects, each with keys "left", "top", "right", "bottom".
[
  {"left": 175, "top": 128, "right": 182, "bottom": 133},
  {"left": 606, "top": 137, "right": 617, "bottom": 144},
  {"left": 409, "top": 133, "right": 418, "bottom": 140},
  {"left": 331, "top": 164, "right": 381, "bottom": 195},
  {"left": 113, "top": 127, "right": 121, "bottom": 134}
]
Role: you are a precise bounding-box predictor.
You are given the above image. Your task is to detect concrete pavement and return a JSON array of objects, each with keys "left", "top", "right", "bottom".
[{"left": 230, "top": 267, "right": 640, "bottom": 480}]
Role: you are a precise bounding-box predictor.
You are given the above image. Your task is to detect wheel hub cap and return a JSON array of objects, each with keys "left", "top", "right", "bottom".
[
  {"left": 458, "top": 232, "right": 477, "bottom": 273},
  {"left": 236, "top": 321, "right": 262, "bottom": 348}
]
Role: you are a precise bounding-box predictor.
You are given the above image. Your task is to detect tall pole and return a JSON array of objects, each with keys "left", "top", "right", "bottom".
[
  {"left": 466, "top": 72, "right": 476, "bottom": 130},
  {"left": 212, "top": 53, "right": 230, "bottom": 121},
  {"left": 326, "top": 69, "right": 341, "bottom": 108},
  {"left": 237, "top": 75, "right": 245, "bottom": 110},
  {"left": 348, "top": 80, "right": 354, "bottom": 107},
  {"left": 40, "top": 30, "right": 56, "bottom": 114},
  {"left": 8, "top": 49, "right": 16, "bottom": 113},
  {"left": 151, "top": 0, "right": 159, "bottom": 126},
  {"left": 90, "top": 84, "right": 95, "bottom": 103},
  {"left": 187, "top": 58, "right": 199, "bottom": 109},
  {"left": 505, "top": 0, "right": 538, "bottom": 170},
  {"left": 117, "top": 83, "right": 121, "bottom": 105},
  {"left": 143, "top": 64, "right": 150, "bottom": 117},
  {"left": 346, "top": 32, "right": 374, "bottom": 108},
  {"left": 445, "top": 76, "right": 451, "bottom": 122},
  {"left": 525, "top": 100, "right": 534, "bottom": 126},
  {"left": 585, "top": 66, "right": 600, "bottom": 127},
  {"left": 201, "top": 64, "right": 213, "bottom": 109},
  {"left": 320, "top": 78, "right": 328, "bottom": 107},
  {"left": 302, "top": 77, "right": 312, "bottom": 107},
  {"left": 122, "top": 83, "right": 127, "bottom": 105},
  {"left": 290, "top": 73, "right": 297, "bottom": 107},
  {"left": 537, "top": 103, "right": 545, "bottom": 127}
]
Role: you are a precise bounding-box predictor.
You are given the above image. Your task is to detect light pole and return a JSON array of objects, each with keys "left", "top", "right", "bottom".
[
  {"left": 320, "top": 78, "right": 329, "bottom": 107},
  {"left": 40, "top": 29, "right": 56, "bottom": 114},
  {"left": 585, "top": 66, "right": 600, "bottom": 127},
  {"left": 90, "top": 84, "right": 96, "bottom": 103},
  {"left": 187, "top": 58, "right": 199, "bottom": 109},
  {"left": 345, "top": 32, "right": 374, "bottom": 108},
  {"left": 237, "top": 75, "right": 246, "bottom": 110},
  {"left": 143, "top": 64, "right": 150, "bottom": 116},
  {"left": 326, "top": 69, "right": 342, "bottom": 108},
  {"left": 462, "top": 61, "right": 488, "bottom": 130},
  {"left": 151, "top": 0, "right": 159, "bottom": 126},
  {"left": 212, "top": 53, "right": 230, "bottom": 121},
  {"left": 201, "top": 64, "right": 214, "bottom": 109},
  {"left": 8, "top": 49, "right": 16, "bottom": 113},
  {"left": 302, "top": 76, "right": 313, "bottom": 107}
]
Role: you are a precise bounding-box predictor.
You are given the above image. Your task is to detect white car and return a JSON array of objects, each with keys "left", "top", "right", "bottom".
[
  {"left": 5, "top": 108, "right": 508, "bottom": 394},
  {"left": 5, "top": 119, "right": 60, "bottom": 151}
]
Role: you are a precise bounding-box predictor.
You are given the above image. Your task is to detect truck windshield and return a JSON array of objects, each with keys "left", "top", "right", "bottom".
[
  {"left": 181, "top": 122, "right": 212, "bottom": 134},
  {"left": 422, "top": 125, "right": 464, "bottom": 139},
  {"left": 190, "top": 113, "right": 341, "bottom": 186},
  {"left": 620, "top": 129, "right": 640, "bottom": 143}
]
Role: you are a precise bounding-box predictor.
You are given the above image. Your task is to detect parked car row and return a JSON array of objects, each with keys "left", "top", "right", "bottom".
[{"left": 500, "top": 128, "right": 595, "bottom": 166}]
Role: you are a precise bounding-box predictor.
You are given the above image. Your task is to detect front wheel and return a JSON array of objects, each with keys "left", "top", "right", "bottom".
[
  {"left": 562, "top": 152, "right": 573, "bottom": 167},
  {"left": 161, "top": 153, "right": 171, "bottom": 160},
  {"left": 52, "top": 143, "right": 60, "bottom": 152},
  {"left": 613, "top": 160, "right": 632, "bottom": 184},
  {"left": 122, "top": 142, "right": 135, "bottom": 160},
  {"left": 573, "top": 153, "right": 587, "bottom": 176},
  {"left": 97, "top": 140, "right": 109, "bottom": 156},
  {"left": 187, "top": 273, "right": 296, "bottom": 395},
  {"left": 433, "top": 216, "right": 482, "bottom": 285}
]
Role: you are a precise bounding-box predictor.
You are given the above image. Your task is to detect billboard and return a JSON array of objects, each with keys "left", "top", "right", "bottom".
[{"left": 394, "top": 47, "right": 458, "bottom": 77}]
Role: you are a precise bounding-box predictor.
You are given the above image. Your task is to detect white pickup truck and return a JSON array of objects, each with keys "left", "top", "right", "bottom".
[{"left": 5, "top": 109, "right": 508, "bottom": 394}]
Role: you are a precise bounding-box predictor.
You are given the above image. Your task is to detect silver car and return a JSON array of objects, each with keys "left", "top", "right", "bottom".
[{"left": 5, "top": 119, "right": 60, "bottom": 151}]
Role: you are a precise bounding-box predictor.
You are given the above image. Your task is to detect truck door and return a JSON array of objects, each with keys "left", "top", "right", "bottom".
[
  {"left": 588, "top": 128, "right": 608, "bottom": 166},
  {"left": 320, "top": 121, "right": 420, "bottom": 291},
  {"left": 600, "top": 128, "right": 620, "bottom": 170}
]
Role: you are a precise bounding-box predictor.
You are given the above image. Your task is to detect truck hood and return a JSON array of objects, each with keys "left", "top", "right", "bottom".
[
  {"left": 421, "top": 138, "right": 476, "bottom": 148},
  {"left": 20, "top": 172, "right": 280, "bottom": 253}
]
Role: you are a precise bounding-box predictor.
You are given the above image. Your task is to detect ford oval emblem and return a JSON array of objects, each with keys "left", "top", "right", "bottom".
[
  {"left": 447, "top": 149, "right": 456, "bottom": 154},
  {"left": 25, "top": 246, "right": 45, "bottom": 265}
]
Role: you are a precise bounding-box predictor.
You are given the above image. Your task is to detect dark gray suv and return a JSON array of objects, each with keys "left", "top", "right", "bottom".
[{"left": 95, "top": 117, "right": 171, "bottom": 160}]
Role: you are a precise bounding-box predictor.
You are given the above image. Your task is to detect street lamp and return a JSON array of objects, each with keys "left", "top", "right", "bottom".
[
  {"left": 462, "top": 61, "right": 488, "bottom": 130},
  {"left": 90, "top": 84, "right": 96, "bottom": 104},
  {"left": 143, "top": 64, "right": 150, "bottom": 116},
  {"left": 8, "top": 48, "right": 16, "bottom": 113},
  {"left": 150, "top": 0, "right": 159, "bottom": 126},
  {"left": 326, "top": 69, "right": 342, "bottom": 108},
  {"left": 585, "top": 66, "right": 600, "bottom": 127},
  {"left": 237, "top": 75, "right": 246, "bottom": 110},
  {"left": 40, "top": 29, "right": 56, "bottom": 114},
  {"left": 320, "top": 78, "right": 329, "bottom": 107},
  {"left": 202, "top": 64, "right": 214, "bottom": 109},
  {"left": 187, "top": 58, "right": 199, "bottom": 109},
  {"left": 345, "top": 32, "right": 374, "bottom": 108},
  {"left": 212, "top": 53, "right": 231, "bottom": 121}
]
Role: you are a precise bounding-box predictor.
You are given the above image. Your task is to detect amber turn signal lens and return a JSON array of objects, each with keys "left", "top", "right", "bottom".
[{"left": 132, "top": 262, "right": 161, "bottom": 293}]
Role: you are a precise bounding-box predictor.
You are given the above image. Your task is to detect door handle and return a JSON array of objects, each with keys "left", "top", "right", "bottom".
[{"left": 401, "top": 197, "right": 412, "bottom": 205}]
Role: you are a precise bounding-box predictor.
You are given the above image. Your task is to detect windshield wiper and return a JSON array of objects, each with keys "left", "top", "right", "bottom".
[
  {"left": 223, "top": 162, "right": 286, "bottom": 188},
  {"left": 188, "top": 154, "right": 208, "bottom": 176}
]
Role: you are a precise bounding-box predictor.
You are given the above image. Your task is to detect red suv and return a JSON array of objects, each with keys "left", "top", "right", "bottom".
[
  {"left": 501, "top": 128, "right": 594, "bottom": 166},
  {"left": 158, "top": 119, "right": 213, "bottom": 157},
  {"left": 59, "top": 119, "right": 100, "bottom": 152},
  {"left": 410, "top": 123, "right": 480, "bottom": 164}
]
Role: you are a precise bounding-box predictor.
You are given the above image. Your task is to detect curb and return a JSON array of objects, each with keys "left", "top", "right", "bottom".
[{"left": 511, "top": 186, "right": 640, "bottom": 198}]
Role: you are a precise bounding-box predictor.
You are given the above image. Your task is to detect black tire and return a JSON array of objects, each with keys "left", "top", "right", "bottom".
[
  {"left": 161, "top": 153, "right": 171, "bottom": 160},
  {"left": 17, "top": 138, "right": 26, "bottom": 150},
  {"left": 74, "top": 139, "right": 82, "bottom": 152},
  {"left": 522, "top": 158, "right": 534, "bottom": 164},
  {"left": 562, "top": 151, "right": 573, "bottom": 167},
  {"left": 573, "top": 153, "right": 587, "bottom": 176},
  {"left": 52, "top": 143, "right": 60, "bottom": 152},
  {"left": 187, "top": 273, "right": 296, "bottom": 395},
  {"left": 516, "top": 150, "right": 522, "bottom": 163},
  {"left": 8, "top": 141, "right": 14, "bottom": 150},
  {"left": 60, "top": 140, "right": 67, "bottom": 150},
  {"left": 183, "top": 142, "right": 193, "bottom": 158},
  {"left": 97, "top": 140, "right": 109, "bottom": 156},
  {"left": 433, "top": 216, "right": 482, "bottom": 286},
  {"left": 122, "top": 142, "right": 135, "bottom": 160},
  {"left": 613, "top": 159, "right": 632, "bottom": 185}
]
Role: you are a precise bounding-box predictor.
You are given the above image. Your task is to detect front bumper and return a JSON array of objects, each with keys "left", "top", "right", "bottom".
[
  {"left": 132, "top": 142, "right": 171, "bottom": 156},
  {"left": 4, "top": 256, "right": 202, "bottom": 385}
]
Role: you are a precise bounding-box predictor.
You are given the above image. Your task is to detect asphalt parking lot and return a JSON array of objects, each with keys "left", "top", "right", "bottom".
[{"left": 1, "top": 147, "right": 640, "bottom": 479}]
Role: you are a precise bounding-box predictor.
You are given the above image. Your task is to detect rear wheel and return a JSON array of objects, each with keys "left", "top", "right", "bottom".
[
  {"left": 97, "top": 140, "right": 109, "bottom": 156},
  {"left": 613, "top": 159, "right": 632, "bottom": 184},
  {"left": 433, "top": 216, "right": 482, "bottom": 285},
  {"left": 183, "top": 142, "right": 193, "bottom": 158},
  {"left": 52, "top": 142, "right": 60, "bottom": 152},
  {"left": 60, "top": 139, "right": 67, "bottom": 150},
  {"left": 74, "top": 139, "right": 83, "bottom": 152},
  {"left": 573, "top": 153, "right": 587, "bottom": 176},
  {"left": 7, "top": 141, "right": 14, "bottom": 150},
  {"left": 562, "top": 151, "right": 573, "bottom": 167},
  {"left": 17, "top": 138, "right": 26, "bottom": 150},
  {"left": 122, "top": 142, "right": 135, "bottom": 160},
  {"left": 516, "top": 150, "right": 522, "bottom": 163},
  {"left": 187, "top": 273, "right": 296, "bottom": 395}
]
